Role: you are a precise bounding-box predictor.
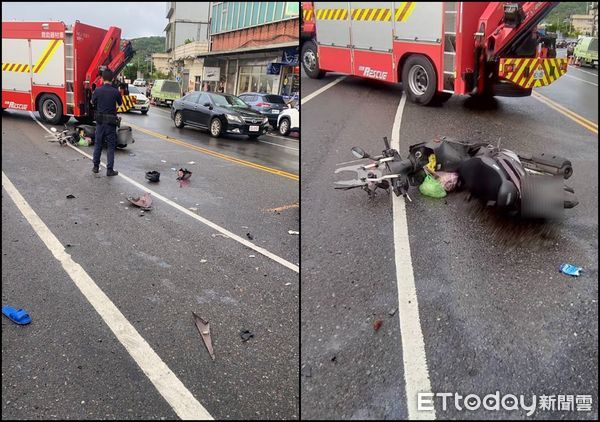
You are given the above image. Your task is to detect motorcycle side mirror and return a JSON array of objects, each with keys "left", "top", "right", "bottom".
[
  {"left": 51, "top": 127, "right": 57, "bottom": 133},
  {"left": 351, "top": 147, "right": 369, "bottom": 159}
]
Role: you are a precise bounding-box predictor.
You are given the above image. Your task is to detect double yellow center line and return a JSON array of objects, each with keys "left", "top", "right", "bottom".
[
  {"left": 532, "top": 91, "right": 598, "bottom": 134},
  {"left": 125, "top": 123, "right": 299, "bottom": 181}
]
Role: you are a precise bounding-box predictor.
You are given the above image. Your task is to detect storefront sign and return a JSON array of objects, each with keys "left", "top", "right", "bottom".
[
  {"left": 281, "top": 48, "right": 299, "bottom": 66},
  {"left": 267, "top": 63, "right": 281, "bottom": 75},
  {"left": 202, "top": 67, "right": 220, "bottom": 81}
]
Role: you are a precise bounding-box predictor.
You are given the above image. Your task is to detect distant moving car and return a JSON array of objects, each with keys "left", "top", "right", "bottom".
[
  {"left": 171, "top": 91, "right": 269, "bottom": 139},
  {"left": 151, "top": 80, "right": 181, "bottom": 107},
  {"left": 127, "top": 84, "right": 150, "bottom": 114},
  {"left": 238, "top": 92, "right": 287, "bottom": 126},
  {"left": 133, "top": 78, "right": 146, "bottom": 87},
  {"left": 277, "top": 106, "right": 299, "bottom": 136},
  {"left": 573, "top": 36, "right": 598, "bottom": 68}
]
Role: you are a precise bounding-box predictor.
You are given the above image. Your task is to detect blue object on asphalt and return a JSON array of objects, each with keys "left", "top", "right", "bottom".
[
  {"left": 559, "top": 264, "right": 582, "bottom": 277},
  {"left": 2, "top": 306, "right": 32, "bottom": 325}
]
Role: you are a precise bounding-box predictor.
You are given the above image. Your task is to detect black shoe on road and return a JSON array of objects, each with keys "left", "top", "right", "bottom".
[
  {"left": 107, "top": 169, "right": 119, "bottom": 177},
  {"left": 92, "top": 166, "right": 99, "bottom": 173}
]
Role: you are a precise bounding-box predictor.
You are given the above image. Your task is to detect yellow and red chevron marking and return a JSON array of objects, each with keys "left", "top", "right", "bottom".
[
  {"left": 303, "top": 9, "right": 314, "bottom": 21},
  {"left": 499, "top": 57, "right": 567, "bottom": 89},
  {"left": 2, "top": 39, "right": 62, "bottom": 74},
  {"left": 117, "top": 95, "right": 136, "bottom": 113},
  {"left": 314, "top": 2, "right": 416, "bottom": 22},
  {"left": 315, "top": 7, "right": 348, "bottom": 20}
]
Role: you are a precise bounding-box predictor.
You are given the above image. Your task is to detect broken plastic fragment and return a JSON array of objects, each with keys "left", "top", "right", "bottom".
[
  {"left": 187, "top": 161, "right": 195, "bottom": 164},
  {"left": 246, "top": 233, "right": 254, "bottom": 240},
  {"left": 66, "top": 194, "right": 76, "bottom": 199},
  {"left": 211, "top": 233, "right": 229, "bottom": 239},
  {"left": 161, "top": 160, "right": 167, "bottom": 163},
  {"left": 560, "top": 263, "right": 582, "bottom": 277},
  {"left": 200, "top": 259, "right": 207, "bottom": 263},
  {"left": 127, "top": 192, "right": 153, "bottom": 211},
  {"left": 288, "top": 230, "right": 300, "bottom": 235},
  {"left": 192, "top": 312, "right": 215, "bottom": 360},
  {"left": 240, "top": 330, "right": 254, "bottom": 342}
]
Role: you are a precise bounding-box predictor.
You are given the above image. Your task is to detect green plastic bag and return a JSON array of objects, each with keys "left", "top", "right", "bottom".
[{"left": 419, "top": 174, "right": 447, "bottom": 198}]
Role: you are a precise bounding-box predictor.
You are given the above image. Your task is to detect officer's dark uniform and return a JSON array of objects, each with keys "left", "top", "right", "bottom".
[{"left": 91, "top": 82, "right": 123, "bottom": 174}]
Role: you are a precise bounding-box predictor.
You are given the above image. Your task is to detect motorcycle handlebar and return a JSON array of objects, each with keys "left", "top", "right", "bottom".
[{"left": 383, "top": 136, "right": 391, "bottom": 150}]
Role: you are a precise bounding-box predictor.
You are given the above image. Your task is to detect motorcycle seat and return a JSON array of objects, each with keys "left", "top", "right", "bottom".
[{"left": 459, "top": 156, "right": 518, "bottom": 207}]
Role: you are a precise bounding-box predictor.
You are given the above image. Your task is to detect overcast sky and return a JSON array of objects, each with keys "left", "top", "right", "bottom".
[{"left": 2, "top": 2, "right": 167, "bottom": 39}]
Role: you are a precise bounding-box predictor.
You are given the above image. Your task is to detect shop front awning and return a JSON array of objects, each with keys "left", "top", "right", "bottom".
[{"left": 195, "top": 41, "right": 299, "bottom": 60}]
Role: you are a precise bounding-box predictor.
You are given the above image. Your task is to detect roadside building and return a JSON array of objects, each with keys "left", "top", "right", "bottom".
[
  {"left": 151, "top": 52, "right": 172, "bottom": 76},
  {"left": 164, "top": 2, "right": 211, "bottom": 93},
  {"left": 570, "top": 12, "right": 594, "bottom": 36},
  {"left": 197, "top": 2, "right": 300, "bottom": 99}
]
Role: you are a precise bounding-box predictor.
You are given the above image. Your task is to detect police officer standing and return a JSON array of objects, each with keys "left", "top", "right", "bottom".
[{"left": 91, "top": 69, "right": 123, "bottom": 176}]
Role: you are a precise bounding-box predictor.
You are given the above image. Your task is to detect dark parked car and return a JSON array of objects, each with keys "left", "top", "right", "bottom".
[
  {"left": 171, "top": 91, "right": 269, "bottom": 139},
  {"left": 238, "top": 92, "right": 288, "bottom": 126}
]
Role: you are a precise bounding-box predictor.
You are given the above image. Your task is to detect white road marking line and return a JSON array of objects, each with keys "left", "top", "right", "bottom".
[
  {"left": 31, "top": 113, "right": 299, "bottom": 273},
  {"left": 301, "top": 76, "right": 346, "bottom": 104},
  {"left": 265, "top": 132, "right": 300, "bottom": 142},
  {"left": 390, "top": 94, "right": 436, "bottom": 420},
  {"left": 2, "top": 172, "right": 213, "bottom": 421},
  {"left": 564, "top": 73, "right": 599, "bottom": 86},
  {"left": 568, "top": 65, "right": 598, "bottom": 77},
  {"left": 258, "top": 139, "right": 299, "bottom": 151}
]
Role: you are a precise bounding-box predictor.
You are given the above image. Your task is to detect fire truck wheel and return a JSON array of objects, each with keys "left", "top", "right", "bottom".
[
  {"left": 38, "top": 93, "right": 64, "bottom": 125},
  {"left": 301, "top": 41, "right": 326, "bottom": 79},
  {"left": 402, "top": 55, "right": 437, "bottom": 105}
]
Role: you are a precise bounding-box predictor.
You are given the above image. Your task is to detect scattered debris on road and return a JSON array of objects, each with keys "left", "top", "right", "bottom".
[
  {"left": 246, "top": 233, "right": 254, "bottom": 240},
  {"left": 200, "top": 259, "right": 207, "bottom": 263},
  {"left": 66, "top": 194, "right": 76, "bottom": 199},
  {"left": 211, "top": 233, "right": 229, "bottom": 239},
  {"left": 249, "top": 255, "right": 256, "bottom": 258},
  {"left": 192, "top": 312, "right": 215, "bottom": 360},
  {"left": 288, "top": 230, "right": 300, "bottom": 235},
  {"left": 189, "top": 207, "right": 198, "bottom": 211},
  {"left": 177, "top": 168, "right": 192, "bottom": 188},
  {"left": 127, "top": 193, "right": 153, "bottom": 211},
  {"left": 301, "top": 365, "right": 312, "bottom": 378},
  {"left": 161, "top": 160, "right": 167, "bottom": 163},
  {"left": 560, "top": 263, "right": 583, "bottom": 277},
  {"left": 187, "top": 161, "right": 196, "bottom": 164},
  {"left": 265, "top": 203, "right": 299, "bottom": 213},
  {"left": 240, "top": 330, "right": 254, "bottom": 342},
  {"left": 373, "top": 319, "right": 383, "bottom": 331},
  {"left": 388, "top": 308, "right": 397, "bottom": 317}
]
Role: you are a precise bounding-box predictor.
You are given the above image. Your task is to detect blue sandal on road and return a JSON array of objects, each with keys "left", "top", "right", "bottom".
[{"left": 2, "top": 306, "right": 32, "bottom": 325}]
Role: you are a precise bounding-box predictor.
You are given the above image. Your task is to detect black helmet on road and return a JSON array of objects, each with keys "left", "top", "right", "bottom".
[{"left": 145, "top": 171, "right": 160, "bottom": 182}]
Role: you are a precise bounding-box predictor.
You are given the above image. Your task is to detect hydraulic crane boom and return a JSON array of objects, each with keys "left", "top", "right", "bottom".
[{"left": 477, "top": 2, "right": 559, "bottom": 60}]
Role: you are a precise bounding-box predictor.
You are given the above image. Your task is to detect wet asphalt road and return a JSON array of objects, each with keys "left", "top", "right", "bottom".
[
  {"left": 2, "top": 106, "right": 299, "bottom": 419},
  {"left": 301, "top": 65, "right": 597, "bottom": 420}
]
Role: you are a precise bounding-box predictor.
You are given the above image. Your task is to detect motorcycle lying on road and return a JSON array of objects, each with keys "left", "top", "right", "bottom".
[
  {"left": 46, "top": 119, "right": 134, "bottom": 149},
  {"left": 334, "top": 136, "right": 578, "bottom": 218}
]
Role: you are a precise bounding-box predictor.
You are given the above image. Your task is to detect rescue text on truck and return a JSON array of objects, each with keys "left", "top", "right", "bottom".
[
  {"left": 301, "top": 2, "right": 568, "bottom": 105},
  {"left": 2, "top": 21, "right": 134, "bottom": 124}
]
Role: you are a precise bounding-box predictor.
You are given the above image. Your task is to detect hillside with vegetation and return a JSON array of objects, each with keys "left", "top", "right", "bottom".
[
  {"left": 543, "top": 2, "right": 590, "bottom": 37},
  {"left": 123, "top": 36, "right": 167, "bottom": 80}
]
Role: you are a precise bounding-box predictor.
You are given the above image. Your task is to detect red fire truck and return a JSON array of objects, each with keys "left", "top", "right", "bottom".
[
  {"left": 301, "top": 2, "right": 567, "bottom": 105},
  {"left": 2, "top": 21, "right": 134, "bottom": 124}
]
